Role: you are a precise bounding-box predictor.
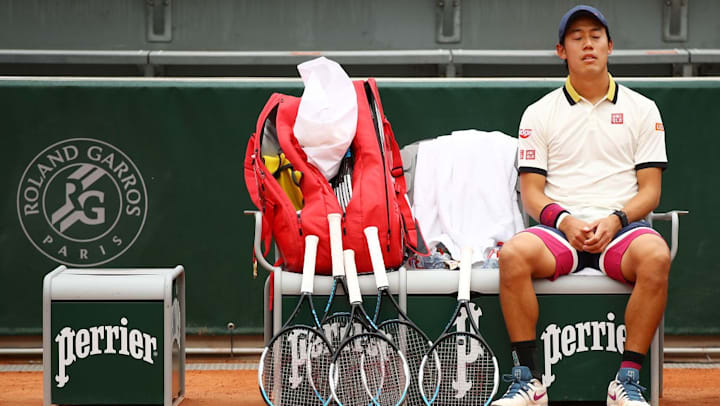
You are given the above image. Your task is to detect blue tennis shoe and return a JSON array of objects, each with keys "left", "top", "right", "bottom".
[
  {"left": 491, "top": 366, "right": 548, "bottom": 406},
  {"left": 607, "top": 367, "right": 649, "bottom": 406}
]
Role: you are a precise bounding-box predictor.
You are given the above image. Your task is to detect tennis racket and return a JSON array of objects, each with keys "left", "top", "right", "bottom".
[
  {"left": 364, "top": 81, "right": 385, "bottom": 149},
  {"left": 329, "top": 249, "right": 410, "bottom": 406},
  {"left": 331, "top": 149, "right": 354, "bottom": 212},
  {"left": 365, "top": 226, "right": 433, "bottom": 406},
  {"left": 321, "top": 213, "right": 367, "bottom": 349},
  {"left": 259, "top": 235, "right": 334, "bottom": 406},
  {"left": 418, "top": 247, "right": 499, "bottom": 405}
]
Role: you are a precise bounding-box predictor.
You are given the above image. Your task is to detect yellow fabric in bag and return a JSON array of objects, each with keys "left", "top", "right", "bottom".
[{"left": 263, "top": 153, "right": 304, "bottom": 210}]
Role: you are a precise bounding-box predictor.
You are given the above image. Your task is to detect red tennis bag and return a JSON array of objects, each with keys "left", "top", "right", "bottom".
[{"left": 244, "top": 78, "right": 426, "bottom": 275}]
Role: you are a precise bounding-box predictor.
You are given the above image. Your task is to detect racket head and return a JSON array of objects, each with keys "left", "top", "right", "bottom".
[
  {"left": 258, "top": 325, "right": 334, "bottom": 406},
  {"left": 378, "top": 319, "right": 433, "bottom": 406},
  {"left": 321, "top": 311, "right": 369, "bottom": 350},
  {"left": 418, "top": 331, "right": 499, "bottom": 405},
  {"left": 329, "top": 331, "right": 410, "bottom": 406}
]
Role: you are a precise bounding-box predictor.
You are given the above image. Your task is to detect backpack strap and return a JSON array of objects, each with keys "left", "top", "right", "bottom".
[{"left": 367, "top": 79, "right": 428, "bottom": 255}]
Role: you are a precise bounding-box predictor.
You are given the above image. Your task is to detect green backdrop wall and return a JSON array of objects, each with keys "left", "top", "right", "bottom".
[{"left": 0, "top": 77, "right": 716, "bottom": 335}]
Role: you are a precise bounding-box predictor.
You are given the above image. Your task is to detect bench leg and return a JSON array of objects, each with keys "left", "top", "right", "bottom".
[
  {"left": 399, "top": 266, "right": 408, "bottom": 313},
  {"left": 273, "top": 270, "right": 282, "bottom": 335},
  {"left": 264, "top": 275, "right": 272, "bottom": 345},
  {"left": 650, "top": 317, "right": 662, "bottom": 406},
  {"left": 660, "top": 316, "right": 664, "bottom": 398}
]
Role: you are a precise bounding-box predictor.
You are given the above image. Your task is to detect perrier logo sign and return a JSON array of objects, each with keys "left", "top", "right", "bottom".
[
  {"left": 55, "top": 317, "right": 158, "bottom": 388},
  {"left": 17, "top": 138, "right": 148, "bottom": 266}
]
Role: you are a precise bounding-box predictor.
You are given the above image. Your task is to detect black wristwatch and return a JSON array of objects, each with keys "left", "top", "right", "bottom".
[{"left": 612, "top": 210, "right": 629, "bottom": 228}]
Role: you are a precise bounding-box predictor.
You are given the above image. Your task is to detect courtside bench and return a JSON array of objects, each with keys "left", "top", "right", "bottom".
[{"left": 250, "top": 209, "right": 685, "bottom": 405}]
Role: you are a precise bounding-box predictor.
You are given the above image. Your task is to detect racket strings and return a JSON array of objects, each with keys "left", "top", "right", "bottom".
[
  {"left": 321, "top": 314, "right": 369, "bottom": 350},
  {"left": 421, "top": 334, "right": 496, "bottom": 405},
  {"left": 379, "top": 321, "right": 432, "bottom": 406},
  {"left": 260, "top": 327, "right": 333, "bottom": 405},
  {"left": 332, "top": 335, "right": 408, "bottom": 406}
]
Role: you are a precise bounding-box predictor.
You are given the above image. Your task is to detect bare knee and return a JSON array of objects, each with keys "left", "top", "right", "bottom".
[
  {"left": 631, "top": 238, "right": 671, "bottom": 287},
  {"left": 499, "top": 235, "right": 547, "bottom": 283}
]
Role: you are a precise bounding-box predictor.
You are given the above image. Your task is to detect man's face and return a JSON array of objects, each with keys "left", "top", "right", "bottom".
[{"left": 556, "top": 16, "right": 613, "bottom": 76}]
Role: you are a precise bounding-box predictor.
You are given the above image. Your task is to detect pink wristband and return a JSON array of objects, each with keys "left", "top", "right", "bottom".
[{"left": 540, "top": 203, "right": 569, "bottom": 228}]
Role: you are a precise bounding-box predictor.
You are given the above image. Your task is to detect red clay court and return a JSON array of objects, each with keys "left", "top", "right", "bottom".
[{"left": 1, "top": 358, "right": 719, "bottom": 405}]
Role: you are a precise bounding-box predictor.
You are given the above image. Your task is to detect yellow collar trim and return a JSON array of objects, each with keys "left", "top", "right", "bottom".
[{"left": 564, "top": 74, "right": 617, "bottom": 104}]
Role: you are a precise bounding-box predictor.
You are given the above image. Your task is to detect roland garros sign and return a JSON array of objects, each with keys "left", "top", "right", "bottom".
[{"left": 17, "top": 138, "right": 148, "bottom": 266}]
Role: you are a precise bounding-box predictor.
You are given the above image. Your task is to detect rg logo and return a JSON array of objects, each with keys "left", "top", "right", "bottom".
[{"left": 17, "top": 138, "right": 148, "bottom": 266}]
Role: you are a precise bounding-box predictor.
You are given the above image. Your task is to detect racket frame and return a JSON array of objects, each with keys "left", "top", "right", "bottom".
[
  {"left": 258, "top": 324, "right": 334, "bottom": 405},
  {"left": 340, "top": 249, "right": 378, "bottom": 339},
  {"left": 258, "top": 234, "right": 334, "bottom": 406},
  {"left": 329, "top": 249, "right": 410, "bottom": 406},
  {"left": 365, "top": 225, "right": 432, "bottom": 352},
  {"left": 418, "top": 247, "right": 499, "bottom": 405}
]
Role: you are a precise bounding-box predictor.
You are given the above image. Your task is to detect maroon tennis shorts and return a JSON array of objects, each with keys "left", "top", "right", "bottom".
[{"left": 522, "top": 221, "right": 663, "bottom": 283}]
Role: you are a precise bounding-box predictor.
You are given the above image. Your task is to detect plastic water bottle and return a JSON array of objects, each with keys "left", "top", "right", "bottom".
[
  {"left": 408, "top": 249, "right": 451, "bottom": 269},
  {"left": 480, "top": 242, "right": 503, "bottom": 269}
]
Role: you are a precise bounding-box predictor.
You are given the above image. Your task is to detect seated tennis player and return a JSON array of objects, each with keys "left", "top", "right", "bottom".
[{"left": 492, "top": 5, "right": 670, "bottom": 406}]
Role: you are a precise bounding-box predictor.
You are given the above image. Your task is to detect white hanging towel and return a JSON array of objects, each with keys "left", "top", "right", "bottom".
[
  {"left": 413, "top": 130, "right": 524, "bottom": 264},
  {"left": 293, "top": 56, "right": 358, "bottom": 180}
]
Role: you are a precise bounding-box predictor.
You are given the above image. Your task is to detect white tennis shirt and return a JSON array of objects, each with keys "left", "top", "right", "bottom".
[{"left": 518, "top": 75, "right": 667, "bottom": 222}]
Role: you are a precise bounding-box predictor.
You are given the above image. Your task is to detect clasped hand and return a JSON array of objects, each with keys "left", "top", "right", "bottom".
[{"left": 558, "top": 215, "right": 622, "bottom": 253}]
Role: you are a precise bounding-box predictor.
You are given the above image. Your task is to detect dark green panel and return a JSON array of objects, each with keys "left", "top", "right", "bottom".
[
  {"left": 51, "top": 301, "right": 164, "bottom": 404},
  {"left": 1, "top": 79, "right": 719, "bottom": 336},
  {"left": 378, "top": 81, "right": 554, "bottom": 145},
  {"left": 284, "top": 293, "right": 650, "bottom": 402},
  {"left": 0, "top": 80, "right": 303, "bottom": 335}
]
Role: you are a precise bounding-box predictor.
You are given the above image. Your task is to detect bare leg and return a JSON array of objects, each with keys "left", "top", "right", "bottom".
[
  {"left": 620, "top": 234, "right": 671, "bottom": 354},
  {"left": 498, "top": 232, "right": 557, "bottom": 342}
]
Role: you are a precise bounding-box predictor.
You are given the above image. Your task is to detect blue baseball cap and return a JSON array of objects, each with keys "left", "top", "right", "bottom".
[{"left": 558, "top": 5, "right": 609, "bottom": 43}]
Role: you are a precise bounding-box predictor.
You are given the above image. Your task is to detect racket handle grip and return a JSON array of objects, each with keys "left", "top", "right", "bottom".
[
  {"left": 343, "top": 250, "right": 362, "bottom": 304},
  {"left": 364, "top": 226, "right": 389, "bottom": 289},
  {"left": 458, "top": 246, "right": 473, "bottom": 302},
  {"left": 328, "top": 213, "right": 344, "bottom": 277},
  {"left": 301, "top": 235, "right": 319, "bottom": 294}
]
